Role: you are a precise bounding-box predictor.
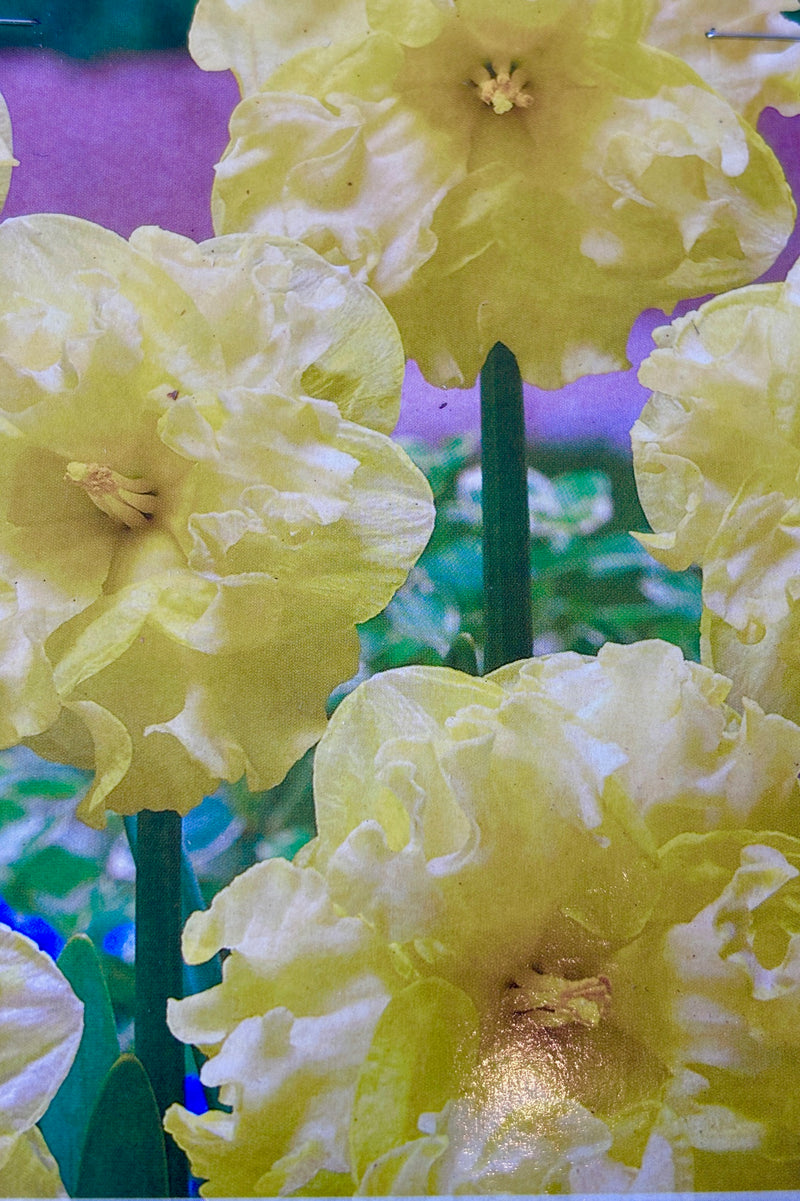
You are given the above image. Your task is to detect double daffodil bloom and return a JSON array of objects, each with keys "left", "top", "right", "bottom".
[
  {"left": 188, "top": 0, "right": 794, "bottom": 388},
  {"left": 632, "top": 259, "right": 800, "bottom": 724},
  {"left": 0, "top": 215, "right": 433, "bottom": 826},
  {"left": 643, "top": 0, "right": 800, "bottom": 123},
  {"left": 0, "top": 925, "right": 83, "bottom": 1197},
  {"left": 165, "top": 641, "right": 800, "bottom": 1193}
]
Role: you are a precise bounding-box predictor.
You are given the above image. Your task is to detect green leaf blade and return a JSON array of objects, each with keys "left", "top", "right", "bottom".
[
  {"left": 40, "top": 934, "right": 120, "bottom": 1196},
  {"left": 75, "top": 1053, "right": 168, "bottom": 1199}
]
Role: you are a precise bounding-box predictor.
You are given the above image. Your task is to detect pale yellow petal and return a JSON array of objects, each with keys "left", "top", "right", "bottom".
[
  {"left": 0, "top": 926, "right": 82, "bottom": 1136},
  {"left": 189, "top": 0, "right": 370, "bottom": 96},
  {"left": 644, "top": 0, "right": 800, "bottom": 120},
  {"left": 0, "top": 1129, "right": 66, "bottom": 1199},
  {"left": 130, "top": 227, "right": 404, "bottom": 433}
]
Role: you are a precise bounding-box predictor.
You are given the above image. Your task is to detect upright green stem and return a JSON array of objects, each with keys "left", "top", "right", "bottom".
[
  {"left": 480, "top": 342, "right": 532, "bottom": 672},
  {"left": 134, "top": 809, "right": 188, "bottom": 1198}
]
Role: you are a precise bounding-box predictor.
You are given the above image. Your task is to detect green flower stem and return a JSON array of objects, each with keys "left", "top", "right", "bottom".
[
  {"left": 124, "top": 814, "right": 223, "bottom": 993},
  {"left": 133, "top": 809, "right": 188, "bottom": 1198},
  {"left": 480, "top": 342, "right": 532, "bottom": 672},
  {"left": 126, "top": 812, "right": 223, "bottom": 1120}
]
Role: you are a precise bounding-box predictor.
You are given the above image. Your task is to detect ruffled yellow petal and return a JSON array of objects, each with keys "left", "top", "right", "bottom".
[
  {"left": 612, "top": 830, "right": 800, "bottom": 1189},
  {"left": 189, "top": 0, "right": 370, "bottom": 96},
  {"left": 366, "top": 0, "right": 447, "bottom": 47},
  {"left": 67, "top": 700, "right": 133, "bottom": 827},
  {"left": 213, "top": 81, "right": 461, "bottom": 300},
  {"left": 307, "top": 643, "right": 800, "bottom": 987},
  {"left": 129, "top": 227, "right": 404, "bottom": 434},
  {"left": 0, "top": 1128, "right": 66, "bottom": 1199},
  {"left": 633, "top": 258, "right": 800, "bottom": 720},
  {"left": 643, "top": 0, "right": 800, "bottom": 121},
  {"left": 165, "top": 859, "right": 401, "bottom": 1196},
  {"left": 701, "top": 605, "right": 800, "bottom": 724},
  {"left": 0, "top": 580, "right": 61, "bottom": 746}
]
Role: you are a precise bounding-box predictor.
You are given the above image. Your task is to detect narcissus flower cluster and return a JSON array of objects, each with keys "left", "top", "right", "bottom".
[
  {"left": 0, "top": 925, "right": 83, "bottom": 1197},
  {"left": 165, "top": 641, "right": 800, "bottom": 1193},
  {"left": 632, "top": 259, "right": 800, "bottom": 725},
  {"left": 0, "top": 215, "right": 434, "bottom": 826},
  {"left": 189, "top": 0, "right": 794, "bottom": 388}
]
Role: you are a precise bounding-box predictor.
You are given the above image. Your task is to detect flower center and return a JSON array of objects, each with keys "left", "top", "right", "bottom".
[
  {"left": 65, "top": 462, "right": 158, "bottom": 530},
  {"left": 503, "top": 967, "right": 612, "bottom": 1029},
  {"left": 470, "top": 61, "right": 533, "bottom": 114}
]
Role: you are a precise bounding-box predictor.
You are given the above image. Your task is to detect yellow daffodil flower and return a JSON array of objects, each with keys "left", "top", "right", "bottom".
[
  {"left": 0, "top": 925, "right": 83, "bottom": 1197},
  {"left": 0, "top": 215, "right": 433, "bottom": 826},
  {"left": 632, "top": 259, "right": 800, "bottom": 723},
  {"left": 165, "top": 641, "right": 800, "bottom": 1193},
  {"left": 643, "top": 0, "right": 800, "bottom": 122},
  {"left": 188, "top": 0, "right": 794, "bottom": 388}
]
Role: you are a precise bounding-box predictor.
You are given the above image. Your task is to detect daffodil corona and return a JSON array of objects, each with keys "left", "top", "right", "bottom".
[
  {"left": 0, "top": 215, "right": 434, "bottom": 826},
  {"left": 190, "top": 0, "right": 795, "bottom": 387},
  {"left": 165, "top": 642, "right": 800, "bottom": 1193}
]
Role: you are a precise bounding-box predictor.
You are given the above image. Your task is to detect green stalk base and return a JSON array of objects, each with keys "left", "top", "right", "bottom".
[
  {"left": 134, "top": 809, "right": 189, "bottom": 1198},
  {"left": 480, "top": 342, "right": 533, "bottom": 672}
]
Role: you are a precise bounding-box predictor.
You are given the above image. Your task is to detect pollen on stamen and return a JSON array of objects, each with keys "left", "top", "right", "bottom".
[
  {"left": 470, "top": 61, "right": 534, "bottom": 114},
  {"left": 65, "top": 461, "right": 158, "bottom": 530},
  {"left": 504, "top": 968, "right": 612, "bottom": 1029}
]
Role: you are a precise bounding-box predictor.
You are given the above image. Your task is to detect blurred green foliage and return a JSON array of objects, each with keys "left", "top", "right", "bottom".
[
  {"left": 0, "top": 437, "right": 700, "bottom": 1031},
  {"left": 0, "top": 0, "right": 195, "bottom": 56},
  {"left": 358, "top": 436, "right": 701, "bottom": 675}
]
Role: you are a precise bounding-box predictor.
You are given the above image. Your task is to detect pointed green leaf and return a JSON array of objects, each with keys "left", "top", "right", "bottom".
[
  {"left": 75, "top": 1054, "right": 168, "bottom": 1199},
  {"left": 40, "top": 934, "right": 120, "bottom": 1195},
  {"left": 444, "top": 632, "right": 478, "bottom": 676},
  {"left": 350, "top": 976, "right": 478, "bottom": 1180}
]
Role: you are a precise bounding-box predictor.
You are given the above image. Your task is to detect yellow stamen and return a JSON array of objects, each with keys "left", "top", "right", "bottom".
[
  {"left": 504, "top": 968, "right": 612, "bottom": 1028},
  {"left": 470, "top": 62, "right": 533, "bottom": 114},
  {"left": 65, "top": 462, "right": 157, "bottom": 530}
]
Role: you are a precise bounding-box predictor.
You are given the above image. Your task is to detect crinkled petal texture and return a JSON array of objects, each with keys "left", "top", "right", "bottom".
[
  {"left": 189, "top": 0, "right": 371, "bottom": 97},
  {"left": 632, "top": 259, "right": 800, "bottom": 722},
  {"left": 0, "top": 214, "right": 433, "bottom": 825},
  {"left": 643, "top": 0, "right": 800, "bottom": 122},
  {"left": 201, "top": 0, "right": 793, "bottom": 387},
  {"left": 166, "top": 641, "right": 800, "bottom": 1193},
  {"left": 0, "top": 924, "right": 83, "bottom": 1197},
  {"left": 166, "top": 858, "right": 403, "bottom": 1197},
  {"left": 128, "top": 226, "right": 403, "bottom": 434}
]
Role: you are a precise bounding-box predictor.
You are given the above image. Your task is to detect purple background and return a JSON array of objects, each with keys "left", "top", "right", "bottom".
[{"left": 2, "top": 47, "right": 798, "bottom": 446}]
